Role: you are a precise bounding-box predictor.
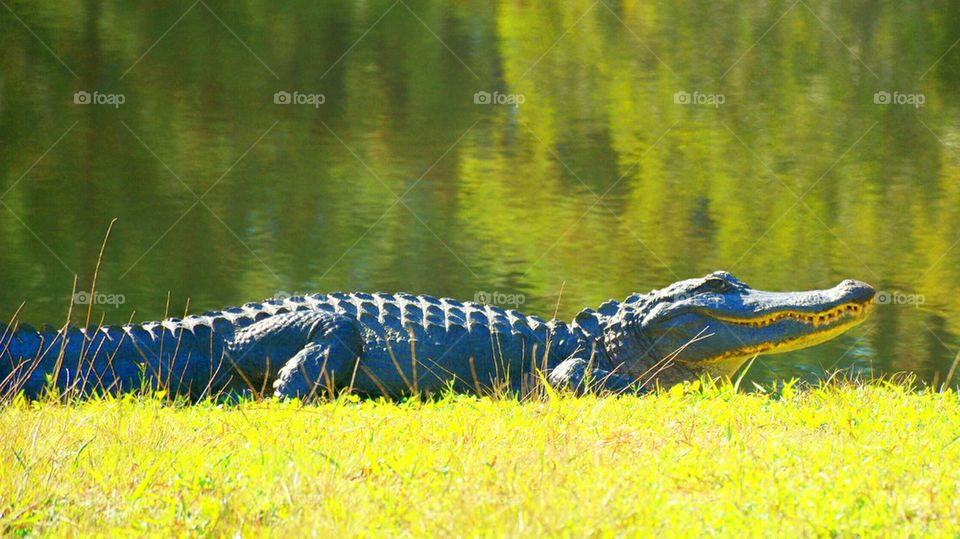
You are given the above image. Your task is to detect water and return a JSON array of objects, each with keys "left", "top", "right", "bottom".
[{"left": 1, "top": 1, "right": 958, "bottom": 385}]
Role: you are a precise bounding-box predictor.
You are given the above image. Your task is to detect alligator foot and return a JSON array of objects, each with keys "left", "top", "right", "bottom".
[{"left": 547, "top": 357, "right": 644, "bottom": 395}]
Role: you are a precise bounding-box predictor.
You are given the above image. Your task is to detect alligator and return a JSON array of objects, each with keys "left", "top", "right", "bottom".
[{"left": 0, "top": 272, "right": 875, "bottom": 400}]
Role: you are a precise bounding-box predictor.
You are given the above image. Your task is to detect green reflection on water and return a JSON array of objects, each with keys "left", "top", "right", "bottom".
[{"left": 1, "top": 0, "right": 958, "bottom": 384}]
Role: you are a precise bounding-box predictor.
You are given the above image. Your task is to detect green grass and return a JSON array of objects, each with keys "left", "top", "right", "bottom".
[{"left": 2, "top": 380, "right": 959, "bottom": 537}]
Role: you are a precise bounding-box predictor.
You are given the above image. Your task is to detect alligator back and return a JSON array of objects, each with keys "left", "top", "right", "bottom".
[
  {"left": 0, "top": 292, "right": 587, "bottom": 398},
  {"left": 299, "top": 292, "right": 584, "bottom": 393}
]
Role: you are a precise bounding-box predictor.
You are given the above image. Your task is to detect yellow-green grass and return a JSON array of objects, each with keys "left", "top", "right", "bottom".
[{"left": 2, "top": 381, "right": 959, "bottom": 537}]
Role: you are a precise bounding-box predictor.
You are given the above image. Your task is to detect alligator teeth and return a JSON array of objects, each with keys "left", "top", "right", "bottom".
[{"left": 721, "top": 302, "right": 870, "bottom": 328}]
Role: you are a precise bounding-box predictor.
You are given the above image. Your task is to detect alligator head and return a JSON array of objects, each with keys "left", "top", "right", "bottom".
[{"left": 602, "top": 271, "right": 875, "bottom": 383}]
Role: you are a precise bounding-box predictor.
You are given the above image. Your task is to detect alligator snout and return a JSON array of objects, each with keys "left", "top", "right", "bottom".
[{"left": 835, "top": 279, "right": 875, "bottom": 303}]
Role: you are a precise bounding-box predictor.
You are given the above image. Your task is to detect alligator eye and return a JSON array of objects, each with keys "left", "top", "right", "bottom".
[{"left": 704, "top": 278, "right": 731, "bottom": 292}]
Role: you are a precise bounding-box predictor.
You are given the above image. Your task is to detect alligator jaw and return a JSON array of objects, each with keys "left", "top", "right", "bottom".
[
  {"left": 709, "top": 300, "right": 873, "bottom": 329},
  {"left": 695, "top": 296, "right": 875, "bottom": 366}
]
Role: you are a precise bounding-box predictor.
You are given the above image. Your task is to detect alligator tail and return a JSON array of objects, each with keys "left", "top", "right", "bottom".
[
  {"left": 0, "top": 317, "right": 241, "bottom": 399},
  {"left": 0, "top": 322, "right": 45, "bottom": 397},
  {"left": 0, "top": 322, "right": 146, "bottom": 398}
]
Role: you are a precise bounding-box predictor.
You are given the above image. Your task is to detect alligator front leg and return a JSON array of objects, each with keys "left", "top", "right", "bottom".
[
  {"left": 225, "top": 310, "right": 363, "bottom": 400},
  {"left": 271, "top": 314, "right": 364, "bottom": 400},
  {"left": 547, "top": 357, "right": 644, "bottom": 395}
]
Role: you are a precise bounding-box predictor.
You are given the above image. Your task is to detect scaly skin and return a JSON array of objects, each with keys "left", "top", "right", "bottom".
[{"left": 0, "top": 272, "right": 875, "bottom": 399}]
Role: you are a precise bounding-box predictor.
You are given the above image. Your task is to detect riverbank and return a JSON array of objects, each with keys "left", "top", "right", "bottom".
[{"left": 2, "top": 380, "right": 958, "bottom": 536}]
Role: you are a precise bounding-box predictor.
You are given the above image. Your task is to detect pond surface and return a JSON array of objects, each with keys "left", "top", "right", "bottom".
[{"left": 2, "top": 1, "right": 959, "bottom": 385}]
